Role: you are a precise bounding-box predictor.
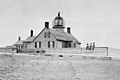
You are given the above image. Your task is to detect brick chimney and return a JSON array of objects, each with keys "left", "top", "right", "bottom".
[
  {"left": 18, "top": 36, "right": 21, "bottom": 41},
  {"left": 45, "top": 22, "right": 49, "bottom": 29},
  {"left": 30, "top": 30, "right": 33, "bottom": 37},
  {"left": 67, "top": 27, "right": 71, "bottom": 34}
]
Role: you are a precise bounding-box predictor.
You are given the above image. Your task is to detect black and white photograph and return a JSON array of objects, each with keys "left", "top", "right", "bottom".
[{"left": 0, "top": 0, "right": 120, "bottom": 80}]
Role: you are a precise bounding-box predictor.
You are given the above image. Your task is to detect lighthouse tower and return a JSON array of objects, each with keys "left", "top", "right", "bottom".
[{"left": 53, "top": 12, "right": 65, "bottom": 32}]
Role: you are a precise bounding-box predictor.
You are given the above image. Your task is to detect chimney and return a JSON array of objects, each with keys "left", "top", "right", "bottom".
[
  {"left": 45, "top": 22, "right": 49, "bottom": 29},
  {"left": 67, "top": 27, "right": 71, "bottom": 34},
  {"left": 30, "top": 30, "right": 33, "bottom": 37},
  {"left": 18, "top": 36, "right": 21, "bottom": 41}
]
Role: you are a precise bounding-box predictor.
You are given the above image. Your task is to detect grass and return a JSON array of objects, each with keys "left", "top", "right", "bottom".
[{"left": 0, "top": 53, "right": 120, "bottom": 80}]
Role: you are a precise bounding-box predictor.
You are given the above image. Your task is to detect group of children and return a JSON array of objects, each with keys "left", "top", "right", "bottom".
[{"left": 86, "top": 42, "right": 95, "bottom": 50}]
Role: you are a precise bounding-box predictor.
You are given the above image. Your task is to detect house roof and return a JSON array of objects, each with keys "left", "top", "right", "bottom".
[
  {"left": 49, "top": 29, "right": 81, "bottom": 44},
  {"left": 14, "top": 36, "right": 36, "bottom": 45},
  {"left": 6, "top": 45, "right": 16, "bottom": 48},
  {"left": 14, "top": 28, "right": 81, "bottom": 45},
  {"left": 23, "top": 36, "right": 36, "bottom": 42},
  {"left": 14, "top": 40, "right": 24, "bottom": 45}
]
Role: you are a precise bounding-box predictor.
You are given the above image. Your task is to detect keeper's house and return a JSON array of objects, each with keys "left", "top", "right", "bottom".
[{"left": 14, "top": 12, "right": 81, "bottom": 52}]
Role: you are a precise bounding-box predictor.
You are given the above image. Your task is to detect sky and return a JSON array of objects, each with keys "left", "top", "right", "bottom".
[{"left": 0, "top": 0, "right": 120, "bottom": 48}]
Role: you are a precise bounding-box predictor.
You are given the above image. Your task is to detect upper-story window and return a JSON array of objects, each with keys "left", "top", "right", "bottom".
[
  {"left": 35, "top": 42, "right": 41, "bottom": 48},
  {"left": 48, "top": 32, "right": 50, "bottom": 38},
  {"left": 44, "top": 33, "right": 47, "bottom": 38},
  {"left": 44, "top": 32, "right": 50, "bottom": 38}
]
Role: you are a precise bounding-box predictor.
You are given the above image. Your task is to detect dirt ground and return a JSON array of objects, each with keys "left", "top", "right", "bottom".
[{"left": 0, "top": 53, "right": 120, "bottom": 80}]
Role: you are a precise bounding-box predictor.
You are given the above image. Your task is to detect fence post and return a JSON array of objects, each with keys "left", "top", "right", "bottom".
[{"left": 106, "top": 47, "right": 108, "bottom": 56}]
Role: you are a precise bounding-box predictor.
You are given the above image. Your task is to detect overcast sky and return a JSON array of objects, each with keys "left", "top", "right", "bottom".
[{"left": 0, "top": 0, "right": 120, "bottom": 48}]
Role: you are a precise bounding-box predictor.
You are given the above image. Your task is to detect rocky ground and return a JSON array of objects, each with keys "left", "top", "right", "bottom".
[{"left": 0, "top": 53, "right": 120, "bottom": 80}]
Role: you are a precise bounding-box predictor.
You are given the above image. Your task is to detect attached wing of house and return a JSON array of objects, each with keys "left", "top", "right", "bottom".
[
  {"left": 14, "top": 40, "right": 24, "bottom": 45},
  {"left": 49, "top": 28, "right": 81, "bottom": 44},
  {"left": 14, "top": 36, "right": 37, "bottom": 50}
]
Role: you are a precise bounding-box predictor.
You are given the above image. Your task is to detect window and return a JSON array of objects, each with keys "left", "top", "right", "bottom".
[
  {"left": 62, "top": 42, "right": 71, "bottom": 48},
  {"left": 21, "top": 46, "right": 23, "bottom": 49},
  {"left": 39, "top": 42, "right": 41, "bottom": 48},
  {"left": 35, "top": 42, "right": 37, "bottom": 48},
  {"left": 44, "top": 33, "right": 47, "bottom": 38},
  {"left": 17, "top": 45, "right": 20, "bottom": 50},
  {"left": 35, "top": 42, "right": 41, "bottom": 48},
  {"left": 50, "top": 41, "right": 52, "bottom": 47},
  {"left": 24, "top": 44, "right": 27, "bottom": 49},
  {"left": 48, "top": 41, "right": 55, "bottom": 48},
  {"left": 53, "top": 41, "right": 55, "bottom": 47},
  {"left": 44, "top": 32, "right": 50, "bottom": 38},
  {"left": 48, "top": 32, "right": 50, "bottom": 38},
  {"left": 62, "top": 42, "right": 65, "bottom": 48},
  {"left": 48, "top": 41, "right": 50, "bottom": 48},
  {"left": 74, "top": 43, "right": 76, "bottom": 48},
  {"left": 68, "top": 42, "right": 71, "bottom": 48}
]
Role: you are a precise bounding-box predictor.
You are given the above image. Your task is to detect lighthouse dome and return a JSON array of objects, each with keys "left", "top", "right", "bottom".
[{"left": 53, "top": 12, "right": 65, "bottom": 27}]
